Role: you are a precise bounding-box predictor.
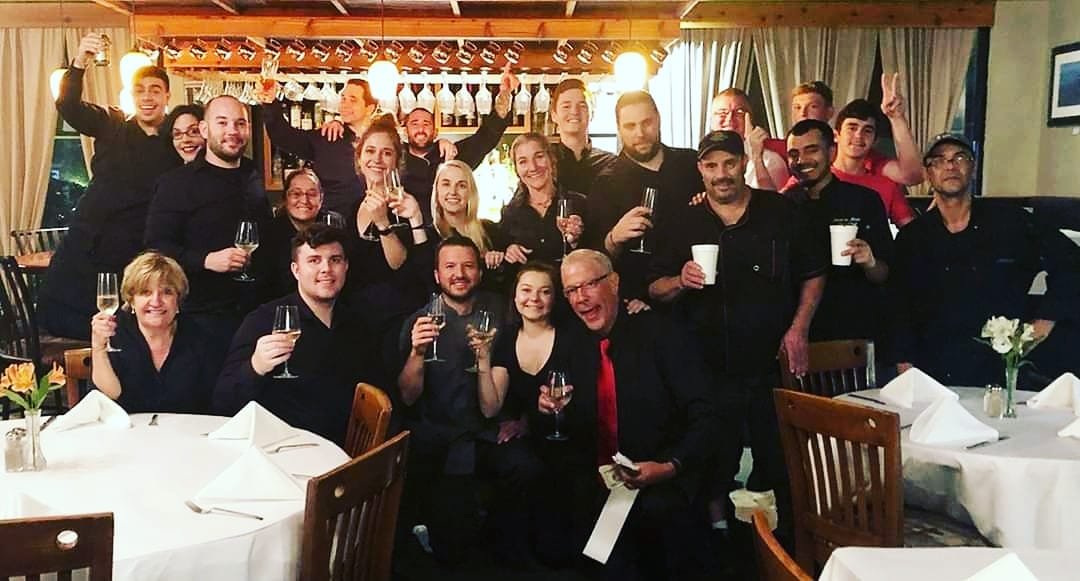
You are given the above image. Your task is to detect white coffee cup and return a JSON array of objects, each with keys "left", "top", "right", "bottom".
[
  {"left": 830, "top": 224, "right": 859, "bottom": 266},
  {"left": 691, "top": 244, "right": 720, "bottom": 285}
]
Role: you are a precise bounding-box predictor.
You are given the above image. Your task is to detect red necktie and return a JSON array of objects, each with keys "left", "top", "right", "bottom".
[{"left": 597, "top": 338, "right": 618, "bottom": 467}]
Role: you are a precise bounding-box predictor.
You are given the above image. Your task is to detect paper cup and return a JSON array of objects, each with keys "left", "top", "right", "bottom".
[
  {"left": 829, "top": 224, "right": 858, "bottom": 266},
  {"left": 691, "top": 244, "right": 719, "bottom": 285}
]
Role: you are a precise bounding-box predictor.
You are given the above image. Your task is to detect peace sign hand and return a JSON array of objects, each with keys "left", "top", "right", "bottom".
[{"left": 880, "top": 72, "right": 906, "bottom": 120}]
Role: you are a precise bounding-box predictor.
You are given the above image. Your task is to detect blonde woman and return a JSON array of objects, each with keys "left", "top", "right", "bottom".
[{"left": 431, "top": 160, "right": 507, "bottom": 271}]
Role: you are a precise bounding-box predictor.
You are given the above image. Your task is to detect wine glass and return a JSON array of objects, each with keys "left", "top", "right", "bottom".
[
  {"left": 272, "top": 305, "right": 301, "bottom": 379},
  {"left": 546, "top": 370, "right": 572, "bottom": 441},
  {"left": 630, "top": 187, "right": 658, "bottom": 254},
  {"left": 465, "top": 310, "right": 495, "bottom": 373},
  {"left": 556, "top": 197, "right": 575, "bottom": 257},
  {"left": 358, "top": 183, "right": 385, "bottom": 242},
  {"left": 424, "top": 294, "right": 446, "bottom": 363},
  {"left": 234, "top": 220, "right": 259, "bottom": 282},
  {"left": 385, "top": 168, "right": 408, "bottom": 229},
  {"left": 96, "top": 272, "right": 122, "bottom": 353}
]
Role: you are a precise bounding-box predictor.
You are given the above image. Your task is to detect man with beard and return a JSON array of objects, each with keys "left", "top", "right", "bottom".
[
  {"left": 587, "top": 90, "right": 703, "bottom": 306},
  {"left": 146, "top": 95, "right": 270, "bottom": 341},
  {"left": 549, "top": 78, "right": 617, "bottom": 196},
  {"left": 39, "top": 33, "right": 180, "bottom": 340},
  {"left": 891, "top": 134, "right": 1080, "bottom": 386},
  {"left": 214, "top": 224, "right": 383, "bottom": 445},
  {"left": 708, "top": 88, "right": 789, "bottom": 191},
  {"left": 784, "top": 119, "right": 892, "bottom": 344},
  {"left": 649, "top": 130, "right": 826, "bottom": 549},
  {"left": 396, "top": 237, "right": 538, "bottom": 566}
]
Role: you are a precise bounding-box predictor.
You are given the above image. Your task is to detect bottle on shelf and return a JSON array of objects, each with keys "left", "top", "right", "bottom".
[
  {"left": 289, "top": 102, "right": 302, "bottom": 128},
  {"left": 417, "top": 72, "right": 436, "bottom": 114},
  {"left": 475, "top": 72, "right": 493, "bottom": 118},
  {"left": 300, "top": 110, "right": 313, "bottom": 131},
  {"left": 399, "top": 82, "right": 417, "bottom": 115},
  {"left": 533, "top": 76, "right": 551, "bottom": 135},
  {"left": 455, "top": 73, "right": 476, "bottom": 127},
  {"left": 437, "top": 72, "right": 456, "bottom": 127},
  {"left": 513, "top": 74, "right": 531, "bottom": 127}
]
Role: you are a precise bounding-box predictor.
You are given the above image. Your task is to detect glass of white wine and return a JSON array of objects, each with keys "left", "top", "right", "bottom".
[
  {"left": 424, "top": 294, "right": 446, "bottom": 363},
  {"left": 547, "top": 370, "right": 572, "bottom": 441},
  {"left": 234, "top": 220, "right": 259, "bottom": 282},
  {"left": 556, "top": 197, "right": 575, "bottom": 257},
  {"left": 272, "top": 305, "right": 301, "bottom": 379},
  {"left": 465, "top": 310, "right": 496, "bottom": 373},
  {"left": 96, "top": 272, "right": 122, "bottom": 353},
  {"left": 385, "top": 168, "right": 408, "bottom": 229}
]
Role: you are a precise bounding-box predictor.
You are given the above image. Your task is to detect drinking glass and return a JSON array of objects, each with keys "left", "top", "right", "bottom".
[
  {"left": 96, "top": 272, "right": 121, "bottom": 353},
  {"left": 358, "top": 184, "right": 384, "bottom": 241},
  {"left": 95, "top": 34, "right": 111, "bottom": 66},
  {"left": 259, "top": 52, "right": 280, "bottom": 98},
  {"left": 272, "top": 305, "right": 301, "bottom": 379},
  {"left": 385, "top": 169, "right": 408, "bottom": 229},
  {"left": 556, "top": 197, "right": 576, "bottom": 257},
  {"left": 547, "top": 370, "right": 572, "bottom": 441},
  {"left": 424, "top": 295, "right": 446, "bottom": 363},
  {"left": 234, "top": 220, "right": 259, "bottom": 282},
  {"left": 465, "top": 310, "right": 495, "bottom": 373},
  {"left": 630, "top": 187, "right": 658, "bottom": 254}
]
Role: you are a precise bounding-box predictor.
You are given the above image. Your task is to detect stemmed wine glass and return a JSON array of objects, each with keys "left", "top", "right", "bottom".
[
  {"left": 547, "top": 370, "right": 572, "bottom": 441},
  {"left": 358, "top": 181, "right": 385, "bottom": 242},
  {"left": 272, "top": 305, "right": 301, "bottom": 379},
  {"left": 96, "top": 272, "right": 122, "bottom": 353},
  {"left": 424, "top": 294, "right": 446, "bottom": 363},
  {"left": 556, "top": 197, "right": 575, "bottom": 257},
  {"left": 385, "top": 168, "right": 408, "bottom": 229},
  {"left": 234, "top": 220, "right": 259, "bottom": 282},
  {"left": 630, "top": 187, "right": 658, "bottom": 254},
  {"left": 465, "top": 310, "right": 496, "bottom": 373}
]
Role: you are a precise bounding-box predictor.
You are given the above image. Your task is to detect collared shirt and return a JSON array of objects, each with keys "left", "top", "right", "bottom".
[
  {"left": 499, "top": 188, "right": 587, "bottom": 264},
  {"left": 552, "top": 140, "right": 617, "bottom": 197},
  {"left": 651, "top": 189, "right": 828, "bottom": 376},
  {"left": 891, "top": 201, "right": 1080, "bottom": 385},
  {"left": 213, "top": 293, "right": 385, "bottom": 446},
  {"left": 145, "top": 157, "right": 270, "bottom": 316}
]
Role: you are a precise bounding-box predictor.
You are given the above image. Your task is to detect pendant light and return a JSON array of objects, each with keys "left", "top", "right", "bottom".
[
  {"left": 49, "top": 0, "right": 68, "bottom": 100},
  {"left": 613, "top": 1, "right": 648, "bottom": 92},
  {"left": 368, "top": 0, "right": 400, "bottom": 102},
  {"left": 120, "top": 6, "right": 152, "bottom": 88}
]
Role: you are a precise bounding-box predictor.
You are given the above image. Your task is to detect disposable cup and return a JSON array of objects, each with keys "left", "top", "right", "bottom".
[
  {"left": 691, "top": 244, "right": 719, "bottom": 285},
  {"left": 830, "top": 224, "right": 858, "bottom": 266}
]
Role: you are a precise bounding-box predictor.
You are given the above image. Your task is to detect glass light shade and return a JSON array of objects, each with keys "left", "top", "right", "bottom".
[
  {"left": 120, "top": 50, "right": 153, "bottom": 88},
  {"left": 368, "top": 59, "right": 400, "bottom": 101},
  {"left": 614, "top": 50, "right": 648, "bottom": 92},
  {"left": 118, "top": 88, "right": 135, "bottom": 115},
  {"left": 50, "top": 68, "right": 67, "bottom": 100}
]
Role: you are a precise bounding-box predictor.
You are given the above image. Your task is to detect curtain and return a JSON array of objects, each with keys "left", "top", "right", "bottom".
[
  {"left": 650, "top": 28, "right": 752, "bottom": 149},
  {"left": 752, "top": 28, "right": 879, "bottom": 137},
  {"left": 0, "top": 28, "right": 65, "bottom": 254},
  {"left": 64, "top": 27, "right": 132, "bottom": 175}
]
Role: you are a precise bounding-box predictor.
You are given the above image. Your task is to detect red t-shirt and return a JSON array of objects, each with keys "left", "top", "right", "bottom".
[{"left": 830, "top": 167, "right": 913, "bottom": 226}]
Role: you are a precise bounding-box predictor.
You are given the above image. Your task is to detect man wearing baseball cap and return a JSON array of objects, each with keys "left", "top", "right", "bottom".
[
  {"left": 890, "top": 133, "right": 1080, "bottom": 385},
  {"left": 649, "top": 129, "right": 827, "bottom": 549}
]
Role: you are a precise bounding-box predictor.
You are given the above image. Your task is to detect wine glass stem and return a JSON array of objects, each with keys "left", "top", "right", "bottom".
[
  {"left": 553, "top": 410, "right": 561, "bottom": 437},
  {"left": 431, "top": 336, "right": 438, "bottom": 360}
]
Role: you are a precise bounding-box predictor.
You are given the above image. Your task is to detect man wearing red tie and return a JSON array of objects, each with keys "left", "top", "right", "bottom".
[{"left": 538, "top": 249, "right": 720, "bottom": 580}]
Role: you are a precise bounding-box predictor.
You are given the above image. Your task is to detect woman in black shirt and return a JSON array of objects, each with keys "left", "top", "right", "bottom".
[{"left": 431, "top": 160, "right": 508, "bottom": 291}]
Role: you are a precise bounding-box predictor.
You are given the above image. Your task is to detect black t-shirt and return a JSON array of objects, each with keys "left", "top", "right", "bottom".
[
  {"left": 499, "top": 189, "right": 588, "bottom": 264},
  {"left": 491, "top": 323, "right": 573, "bottom": 419}
]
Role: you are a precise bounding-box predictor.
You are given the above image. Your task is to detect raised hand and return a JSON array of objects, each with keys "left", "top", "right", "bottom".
[
  {"left": 74, "top": 33, "right": 105, "bottom": 68},
  {"left": 880, "top": 72, "right": 906, "bottom": 120},
  {"left": 744, "top": 111, "right": 768, "bottom": 159}
]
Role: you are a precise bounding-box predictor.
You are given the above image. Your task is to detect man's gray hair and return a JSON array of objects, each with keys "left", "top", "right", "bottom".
[{"left": 562, "top": 249, "right": 613, "bottom": 274}]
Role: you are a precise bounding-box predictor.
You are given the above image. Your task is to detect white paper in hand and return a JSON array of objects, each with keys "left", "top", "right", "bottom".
[
  {"left": 208, "top": 401, "right": 297, "bottom": 448},
  {"left": 879, "top": 367, "right": 958, "bottom": 408},
  {"left": 1028, "top": 372, "right": 1080, "bottom": 414},
  {"left": 910, "top": 397, "right": 999, "bottom": 448},
  {"left": 584, "top": 458, "right": 639, "bottom": 564},
  {"left": 195, "top": 444, "right": 304, "bottom": 501},
  {"left": 48, "top": 390, "right": 132, "bottom": 432},
  {"left": 963, "top": 552, "right": 1038, "bottom": 581}
]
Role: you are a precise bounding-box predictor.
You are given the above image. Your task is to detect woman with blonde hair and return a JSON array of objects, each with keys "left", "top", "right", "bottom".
[
  {"left": 431, "top": 160, "right": 507, "bottom": 271},
  {"left": 89, "top": 251, "right": 215, "bottom": 413}
]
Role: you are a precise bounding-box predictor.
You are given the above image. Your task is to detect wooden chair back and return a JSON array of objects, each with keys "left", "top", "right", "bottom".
[
  {"left": 780, "top": 340, "right": 876, "bottom": 397},
  {"left": 752, "top": 510, "right": 813, "bottom": 581},
  {"left": 63, "top": 348, "right": 92, "bottom": 409},
  {"left": 300, "top": 431, "right": 409, "bottom": 581},
  {"left": 772, "top": 389, "right": 902, "bottom": 574},
  {"left": 10, "top": 228, "right": 68, "bottom": 256},
  {"left": 0, "top": 512, "right": 113, "bottom": 580},
  {"left": 0, "top": 256, "right": 40, "bottom": 364},
  {"left": 344, "top": 383, "right": 392, "bottom": 458}
]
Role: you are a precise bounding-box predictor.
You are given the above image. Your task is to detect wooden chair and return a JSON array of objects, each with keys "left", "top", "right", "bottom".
[
  {"left": 10, "top": 228, "right": 68, "bottom": 256},
  {"left": 300, "top": 431, "right": 409, "bottom": 581},
  {"left": 780, "top": 339, "right": 876, "bottom": 397},
  {"left": 752, "top": 510, "right": 813, "bottom": 581},
  {"left": 344, "top": 383, "right": 392, "bottom": 458},
  {"left": 0, "top": 256, "right": 41, "bottom": 364},
  {"left": 773, "top": 389, "right": 902, "bottom": 574},
  {"left": 63, "top": 348, "right": 92, "bottom": 409},
  {"left": 0, "top": 512, "right": 114, "bottom": 580}
]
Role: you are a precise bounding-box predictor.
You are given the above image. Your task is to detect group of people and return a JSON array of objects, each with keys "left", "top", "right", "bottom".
[{"left": 40, "top": 31, "right": 1080, "bottom": 580}]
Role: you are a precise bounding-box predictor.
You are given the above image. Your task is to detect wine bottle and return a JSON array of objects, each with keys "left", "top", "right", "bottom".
[{"left": 437, "top": 72, "right": 456, "bottom": 127}]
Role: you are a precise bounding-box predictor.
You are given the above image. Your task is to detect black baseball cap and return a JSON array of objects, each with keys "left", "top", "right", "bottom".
[
  {"left": 923, "top": 133, "right": 974, "bottom": 165},
  {"left": 697, "top": 130, "right": 745, "bottom": 159}
]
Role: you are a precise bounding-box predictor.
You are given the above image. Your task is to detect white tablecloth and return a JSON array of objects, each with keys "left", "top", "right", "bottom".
[
  {"left": 0, "top": 413, "right": 349, "bottom": 580},
  {"left": 819, "top": 547, "right": 1080, "bottom": 580},
  {"left": 839, "top": 388, "right": 1080, "bottom": 549}
]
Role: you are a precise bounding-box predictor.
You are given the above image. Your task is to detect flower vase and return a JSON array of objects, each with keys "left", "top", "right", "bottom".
[
  {"left": 24, "top": 409, "right": 46, "bottom": 471},
  {"left": 1003, "top": 365, "right": 1019, "bottom": 419}
]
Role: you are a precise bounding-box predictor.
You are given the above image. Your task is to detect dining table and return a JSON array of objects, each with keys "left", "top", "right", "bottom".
[
  {"left": 837, "top": 387, "right": 1080, "bottom": 550},
  {"left": 819, "top": 546, "right": 1080, "bottom": 580},
  {"left": 0, "top": 412, "right": 349, "bottom": 580}
]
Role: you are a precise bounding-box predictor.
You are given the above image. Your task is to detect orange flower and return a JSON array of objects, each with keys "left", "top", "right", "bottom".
[
  {"left": 47, "top": 362, "right": 66, "bottom": 386},
  {"left": 0, "top": 362, "right": 36, "bottom": 393}
]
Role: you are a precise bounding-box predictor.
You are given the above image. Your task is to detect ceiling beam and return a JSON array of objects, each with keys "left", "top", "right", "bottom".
[
  {"left": 0, "top": 3, "right": 128, "bottom": 28},
  {"left": 449, "top": 1, "right": 461, "bottom": 17},
  {"left": 90, "top": 0, "right": 131, "bottom": 16},
  {"left": 682, "top": 1, "right": 995, "bottom": 28},
  {"left": 209, "top": 0, "right": 240, "bottom": 15},
  {"left": 679, "top": 1, "right": 700, "bottom": 20},
  {"left": 565, "top": 1, "right": 577, "bottom": 17},
  {"left": 328, "top": 0, "right": 349, "bottom": 16}
]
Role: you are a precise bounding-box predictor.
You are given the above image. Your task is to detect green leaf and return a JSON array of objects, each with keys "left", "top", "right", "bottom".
[{"left": 0, "top": 390, "right": 31, "bottom": 409}]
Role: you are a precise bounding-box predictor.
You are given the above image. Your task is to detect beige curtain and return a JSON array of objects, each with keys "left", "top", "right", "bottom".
[
  {"left": 64, "top": 27, "right": 132, "bottom": 175},
  {"left": 752, "top": 28, "right": 879, "bottom": 137},
  {"left": 0, "top": 28, "right": 65, "bottom": 254},
  {"left": 650, "top": 28, "right": 752, "bottom": 149}
]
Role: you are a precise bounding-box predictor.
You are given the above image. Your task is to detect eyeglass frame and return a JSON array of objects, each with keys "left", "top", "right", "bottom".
[
  {"left": 713, "top": 107, "right": 750, "bottom": 120},
  {"left": 924, "top": 152, "right": 975, "bottom": 169},
  {"left": 563, "top": 272, "right": 612, "bottom": 299},
  {"left": 171, "top": 127, "right": 202, "bottom": 140}
]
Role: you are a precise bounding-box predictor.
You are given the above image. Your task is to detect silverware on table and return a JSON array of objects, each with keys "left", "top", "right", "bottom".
[
  {"left": 965, "top": 435, "right": 1012, "bottom": 450},
  {"left": 184, "top": 500, "right": 263, "bottom": 520},
  {"left": 268, "top": 442, "right": 319, "bottom": 454},
  {"left": 149, "top": 414, "right": 159, "bottom": 426},
  {"left": 846, "top": 393, "right": 889, "bottom": 406},
  {"left": 40, "top": 415, "right": 57, "bottom": 431}
]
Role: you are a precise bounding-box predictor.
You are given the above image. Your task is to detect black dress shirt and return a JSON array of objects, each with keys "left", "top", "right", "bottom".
[
  {"left": 213, "top": 293, "right": 385, "bottom": 446},
  {"left": 145, "top": 157, "right": 270, "bottom": 316},
  {"left": 651, "top": 189, "right": 828, "bottom": 377},
  {"left": 499, "top": 189, "right": 588, "bottom": 264},
  {"left": 552, "top": 141, "right": 617, "bottom": 197},
  {"left": 491, "top": 321, "right": 574, "bottom": 421}
]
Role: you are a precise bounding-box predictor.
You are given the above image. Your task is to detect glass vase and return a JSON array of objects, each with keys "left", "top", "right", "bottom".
[
  {"left": 1003, "top": 365, "right": 1018, "bottom": 419},
  {"left": 24, "top": 409, "right": 46, "bottom": 471}
]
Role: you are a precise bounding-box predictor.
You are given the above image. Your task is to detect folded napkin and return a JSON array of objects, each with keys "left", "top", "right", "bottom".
[
  {"left": 910, "top": 397, "right": 999, "bottom": 448},
  {"left": 964, "top": 552, "right": 1038, "bottom": 581},
  {"left": 194, "top": 444, "right": 304, "bottom": 501},
  {"left": 879, "top": 367, "right": 958, "bottom": 408},
  {"left": 1027, "top": 372, "right": 1080, "bottom": 414},
  {"left": 208, "top": 401, "right": 298, "bottom": 448},
  {"left": 47, "top": 390, "right": 131, "bottom": 432},
  {"left": 1057, "top": 416, "right": 1080, "bottom": 439},
  {"left": 0, "top": 492, "right": 52, "bottom": 519}
]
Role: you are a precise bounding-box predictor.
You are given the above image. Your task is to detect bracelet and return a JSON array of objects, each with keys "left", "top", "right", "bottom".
[
  {"left": 376, "top": 226, "right": 394, "bottom": 236},
  {"left": 411, "top": 224, "right": 429, "bottom": 231}
]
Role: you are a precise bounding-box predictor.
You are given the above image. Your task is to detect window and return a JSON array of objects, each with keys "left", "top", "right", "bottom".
[{"left": 42, "top": 117, "right": 88, "bottom": 228}]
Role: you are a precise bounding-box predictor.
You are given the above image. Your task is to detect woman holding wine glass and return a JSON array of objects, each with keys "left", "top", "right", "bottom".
[
  {"left": 89, "top": 252, "right": 216, "bottom": 413},
  {"left": 431, "top": 160, "right": 509, "bottom": 288}
]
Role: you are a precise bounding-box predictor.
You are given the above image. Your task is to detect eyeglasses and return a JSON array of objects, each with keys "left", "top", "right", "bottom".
[
  {"left": 286, "top": 190, "right": 321, "bottom": 200},
  {"left": 563, "top": 272, "right": 611, "bottom": 299},
  {"left": 171, "top": 127, "right": 201, "bottom": 140},
  {"left": 925, "top": 153, "right": 973, "bottom": 169},
  {"left": 713, "top": 107, "right": 749, "bottom": 120}
]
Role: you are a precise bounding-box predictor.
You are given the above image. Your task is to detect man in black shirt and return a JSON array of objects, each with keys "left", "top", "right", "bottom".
[
  {"left": 39, "top": 33, "right": 180, "bottom": 340},
  {"left": 649, "top": 130, "right": 827, "bottom": 545},
  {"left": 548, "top": 78, "right": 617, "bottom": 196},
  {"left": 891, "top": 134, "right": 1080, "bottom": 385},
  {"left": 213, "top": 224, "right": 383, "bottom": 446},
  {"left": 784, "top": 119, "right": 892, "bottom": 344}
]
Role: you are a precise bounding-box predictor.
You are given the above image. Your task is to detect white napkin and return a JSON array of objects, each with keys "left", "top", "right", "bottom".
[
  {"left": 1057, "top": 417, "right": 1080, "bottom": 439},
  {"left": 909, "top": 397, "right": 999, "bottom": 448},
  {"left": 208, "top": 401, "right": 298, "bottom": 448},
  {"left": 1028, "top": 372, "right": 1080, "bottom": 414},
  {"left": 47, "top": 390, "right": 131, "bottom": 432},
  {"left": 879, "top": 367, "right": 958, "bottom": 408},
  {"left": 0, "top": 491, "right": 52, "bottom": 519},
  {"left": 194, "top": 444, "right": 304, "bottom": 501},
  {"left": 964, "top": 552, "right": 1038, "bottom": 581}
]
